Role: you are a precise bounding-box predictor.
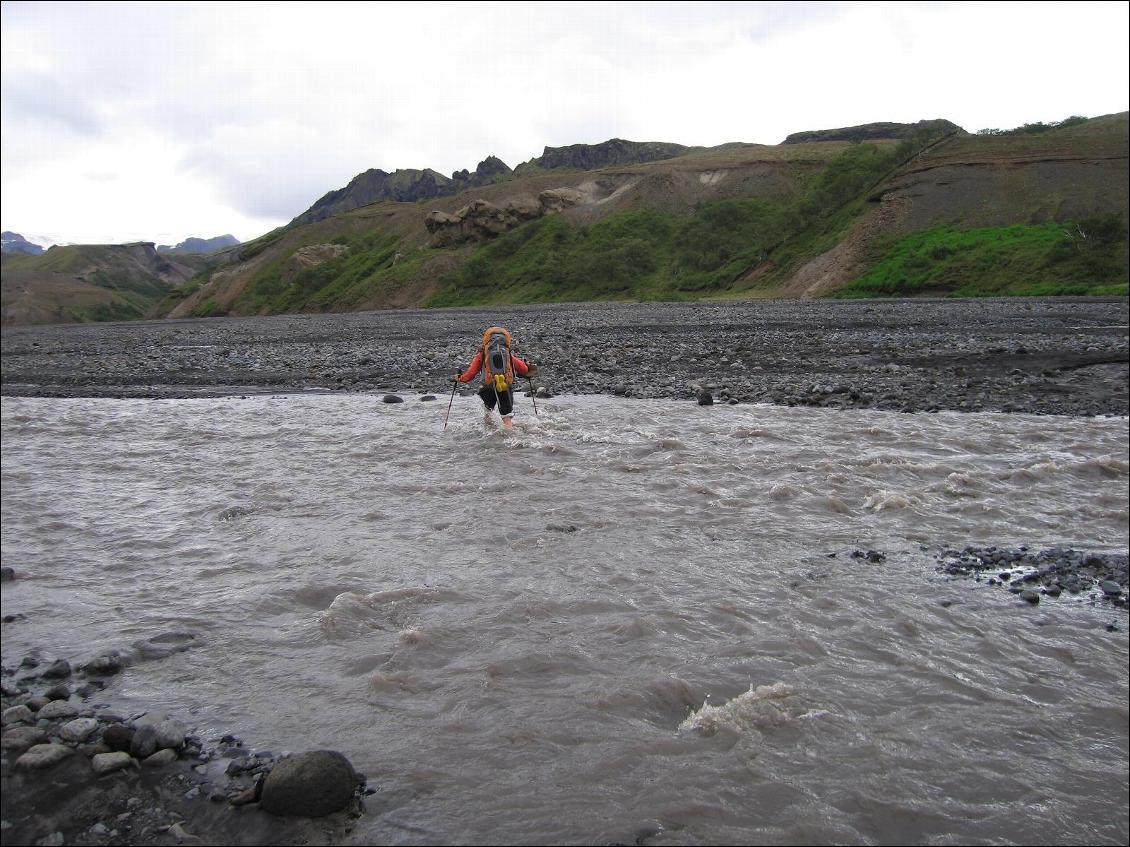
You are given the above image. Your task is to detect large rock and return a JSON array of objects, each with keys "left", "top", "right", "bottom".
[
  {"left": 131, "top": 724, "right": 159, "bottom": 759},
  {"left": 426, "top": 194, "right": 558, "bottom": 247},
  {"left": 102, "top": 724, "right": 134, "bottom": 752},
  {"left": 2, "top": 704, "right": 34, "bottom": 725},
  {"left": 259, "top": 750, "right": 358, "bottom": 817},
  {"left": 154, "top": 719, "right": 187, "bottom": 750},
  {"left": 35, "top": 700, "right": 78, "bottom": 720},
  {"left": 16, "top": 743, "right": 74, "bottom": 770},
  {"left": 2, "top": 726, "right": 48, "bottom": 752},
  {"left": 538, "top": 187, "right": 586, "bottom": 215},
  {"left": 92, "top": 751, "right": 134, "bottom": 775},
  {"left": 60, "top": 717, "right": 100, "bottom": 743},
  {"left": 281, "top": 244, "right": 350, "bottom": 284}
]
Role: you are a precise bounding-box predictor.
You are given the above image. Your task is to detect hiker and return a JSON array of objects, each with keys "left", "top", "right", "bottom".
[{"left": 453, "top": 326, "right": 538, "bottom": 428}]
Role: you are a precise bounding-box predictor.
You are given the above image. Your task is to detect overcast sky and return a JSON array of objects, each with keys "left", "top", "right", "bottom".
[{"left": 2, "top": 1, "right": 1128, "bottom": 246}]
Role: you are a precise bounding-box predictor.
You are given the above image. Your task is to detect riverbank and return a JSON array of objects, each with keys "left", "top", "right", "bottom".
[{"left": 2, "top": 298, "right": 1128, "bottom": 416}]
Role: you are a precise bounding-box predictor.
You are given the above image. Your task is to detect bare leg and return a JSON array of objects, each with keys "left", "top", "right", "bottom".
[{"left": 501, "top": 415, "right": 514, "bottom": 429}]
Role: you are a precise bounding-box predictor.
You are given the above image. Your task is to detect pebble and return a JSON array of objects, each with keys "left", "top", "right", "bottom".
[{"left": 382, "top": 394, "right": 404, "bottom": 403}]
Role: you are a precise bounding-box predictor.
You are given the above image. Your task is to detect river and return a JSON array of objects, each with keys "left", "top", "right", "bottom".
[{"left": 1, "top": 393, "right": 1127, "bottom": 845}]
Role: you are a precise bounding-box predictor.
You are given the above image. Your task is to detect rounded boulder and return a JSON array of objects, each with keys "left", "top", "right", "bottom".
[{"left": 260, "top": 750, "right": 358, "bottom": 817}]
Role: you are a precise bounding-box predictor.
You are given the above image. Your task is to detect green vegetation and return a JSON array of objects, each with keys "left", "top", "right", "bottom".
[
  {"left": 977, "top": 115, "right": 1089, "bottom": 136},
  {"left": 426, "top": 200, "right": 802, "bottom": 306},
  {"left": 65, "top": 300, "right": 147, "bottom": 322},
  {"left": 427, "top": 126, "right": 963, "bottom": 306},
  {"left": 232, "top": 230, "right": 408, "bottom": 313},
  {"left": 839, "top": 214, "right": 1129, "bottom": 297}
]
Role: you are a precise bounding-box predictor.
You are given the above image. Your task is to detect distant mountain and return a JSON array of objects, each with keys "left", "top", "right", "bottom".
[
  {"left": 515, "top": 138, "right": 688, "bottom": 173},
  {"left": 783, "top": 119, "right": 962, "bottom": 144},
  {"left": 1, "top": 232, "right": 44, "bottom": 256},
  {"left": 1, "top": 242, "right": 207, "bottom": 325},
  {"left": 291, "top": 156, "right": 517, "bottom": 227},
  {"left": 157, "top": 234, "right": 240, "bottom": 255},
  {"left": 290, "top": 139, "right": 692, "bottom": 226}
]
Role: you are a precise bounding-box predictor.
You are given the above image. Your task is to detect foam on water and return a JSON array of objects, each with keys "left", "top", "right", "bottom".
[{"left": 1, "top": 394, "right": 1128, "bottom": 845}]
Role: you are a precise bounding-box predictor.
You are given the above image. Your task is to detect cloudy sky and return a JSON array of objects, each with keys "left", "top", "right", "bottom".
[{"left": 2, "top": 1, "right": 1128, "bottom": 246}]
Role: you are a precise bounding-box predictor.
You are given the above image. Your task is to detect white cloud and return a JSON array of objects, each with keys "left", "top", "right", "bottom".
[{"left": 2, "top": 1, "right": 1127, "bottom": 244}]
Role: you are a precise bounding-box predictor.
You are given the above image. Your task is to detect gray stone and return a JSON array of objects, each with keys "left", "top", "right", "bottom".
[
  {"left": 696, "top": 390, "right": 714, "bottom": 406},
  {"left": 0, "top": 567, "right": 13, "bottom": 582},
  {"left": 382, "top": 394, "right": 404, "bottom": 403},
  {"left": 1019, "top": 589, "right": 1041, "bottom": 604},
  {"left": 131, "top": 724, "right": 158, "bottom": 759},
  {"left": 92, "top": 751, "right": 135, "bottom": 775},
  {"left": 84, "top": 654, "right": 123, "bottom": 675},
  {"left": 154, "top": 719, "right": 186, "bottom": 750},
  {"left": 1, "top": 726, "right": 48, "bottom": 752},
  {"left": 60, "top": 718, "right": 100, "bottom": 743},
  {"left": 41, "top": 659, "right": 72, "bottom": 679},
  {"left": 43, "top": 683, "right": 71, "bottom": 701},
  {"left": 133, "top": 710, "right": 169, "bottom": 727},
  {"left": 2, "top": 705, "right": 34, "bottom": 726},
  {"left": 102, "top": 724, "right": 134, "bottom": 752},
  {"left": 35, "top": 700, "right": 78, "bottom": 720},
  {"left": 1100, "top": 580, "right": 1123, "bottom": 597},
  {"left": 25, "top": 696, "right": 49, "bottom": 712},
  {"left": 0, "top": 680, "right": 22, "bottom": 697},
  {"left": 260, "top": 750, "right": 358, "bottom": 817},
  {"left": 143, "top": 748, "right": 178, "bottom": 767},
  {"left": 15, "top": 743, "right": 74, "bottom": 770}
]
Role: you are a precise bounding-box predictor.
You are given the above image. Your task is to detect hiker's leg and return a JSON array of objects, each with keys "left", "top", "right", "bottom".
[
  {"left": 498, "top": 388, "right": 514, "bottom": 427},
  {"left": 478, "top": 384, "right": 498, "bottom": 424}
]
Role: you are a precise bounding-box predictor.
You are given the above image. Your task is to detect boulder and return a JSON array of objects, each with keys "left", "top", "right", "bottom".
[
  {"left": 260, "top": 750, "right": 358, "bottom": 817},
  {"left": 92, "top": 751, "right": 135, "bottom": 775},
  {"left": 41, "top": 659, "right": 72, "bottom": 679},
  {"left": 131, "top": 724, "right": 159, "bottom": 759},
  {"left": 2, "top": 704, "right": 34, "bottom": 726},
  {"left": 154, "top": 719, "right": 187, "bottom": 750},
  {"left": 1, "top": 726, "right": 48, "bottom": 752},
  {"left": 16, "top": 743, "right": 74, "bottom": 770},
  {"left": 280, "top": 244, "right": 350, "bottom": 285},
  {"left": 36, "top": 700, "right": 78, "bottom": 720},
  {"left": 60, "top": 717, "right": 100, "bottom": 743},
  {"left": 102, "top": 724, "right": 134, "bottom": 752},
  {"left": 538, "top": 187, "right": 586, "bottom": 214}
]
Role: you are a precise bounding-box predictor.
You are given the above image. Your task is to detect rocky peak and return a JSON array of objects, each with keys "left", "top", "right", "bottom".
[{"left": 2, "top": 232, "right": 45, "bottom": 255}]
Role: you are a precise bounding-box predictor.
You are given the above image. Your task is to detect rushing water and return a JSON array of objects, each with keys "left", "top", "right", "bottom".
[{"left": 1, "top": 394, "right": 1128, "bottom": 846}]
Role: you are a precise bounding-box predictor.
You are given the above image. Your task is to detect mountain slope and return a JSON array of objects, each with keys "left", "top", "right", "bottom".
[
  {"left": 1, "top": 243, "right": 204, "bottom": 325},
  {"left": 161, "top": 113, "right": 1127, "bottom": 318}
]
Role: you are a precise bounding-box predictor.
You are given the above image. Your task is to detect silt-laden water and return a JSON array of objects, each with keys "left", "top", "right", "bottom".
[{"left": 1, "top": 394, "right": 1127, "bottom": 845}]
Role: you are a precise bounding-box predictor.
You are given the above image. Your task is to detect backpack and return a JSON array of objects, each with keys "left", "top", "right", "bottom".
[{"left": 481, "top": 327, "right": 514, "bottom": 392}]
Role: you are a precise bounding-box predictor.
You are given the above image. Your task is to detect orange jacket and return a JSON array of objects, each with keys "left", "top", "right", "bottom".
[{"left": 457, "top": 350, "right": 531, "bottom": 384}]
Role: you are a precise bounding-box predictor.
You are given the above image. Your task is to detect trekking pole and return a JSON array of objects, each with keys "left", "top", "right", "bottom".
[
  {"left": 528, "top": 376, "right": 538, "bottom": 417},
  {"left": 443, "top": 379, "right": 458, "bottom": 430}
]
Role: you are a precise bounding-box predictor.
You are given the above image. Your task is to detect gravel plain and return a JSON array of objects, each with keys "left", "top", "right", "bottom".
[{"left": 2, "top": 298, "right": 1128, "bottom": 415}]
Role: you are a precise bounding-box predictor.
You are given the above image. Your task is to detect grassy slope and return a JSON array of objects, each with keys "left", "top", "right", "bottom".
[
  {"left": 159, "top": 114, "right": 1128, "bottom": 318},
  {"left": 1, "top": 244, "right": 203, "bottom": 324}
]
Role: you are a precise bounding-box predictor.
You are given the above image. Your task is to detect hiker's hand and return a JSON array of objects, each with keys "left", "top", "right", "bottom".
[
  {"left": 526, "top": 364, "right": 539, "bottom": 377},
  {"left": 452, "top": 372, "right": 461, "bottom": 382}
]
